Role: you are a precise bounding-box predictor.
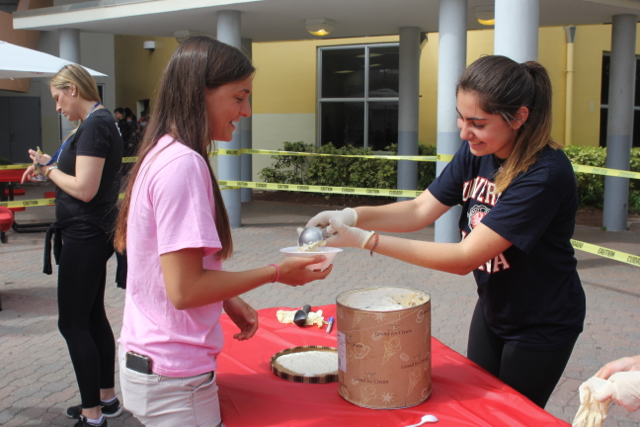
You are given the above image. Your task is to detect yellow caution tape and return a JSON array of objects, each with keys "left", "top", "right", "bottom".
[
  {"left": 571, "top": 239, "right": 640, "bottom": 267},
  {"left": 218, "top": 180, "right": 423, "bottom": 198},
  {"left": 1, "top": 198, "right": 55, "bottom": 208},
  {"left": 572, "top": 164, "right": 640, "bottom": 180},
  {"left": 5, "top": 151, "right": 640, "bottom": 180},
  {"left": 218, "top": 149, "right": 241, "bottom": 156},
  {"left": 240, "top": 148, "right": 437, "bottom": 162},
  {"left": 436, "top": 153, "right": 454, "bottom": 162},
  {"left": 0, "top": 163, "right": 32, "bottom": 170}
]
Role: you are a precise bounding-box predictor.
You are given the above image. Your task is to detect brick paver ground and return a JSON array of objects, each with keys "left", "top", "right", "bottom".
[{"left": 1, "top": 182, "right": 639, "bottom": 426}]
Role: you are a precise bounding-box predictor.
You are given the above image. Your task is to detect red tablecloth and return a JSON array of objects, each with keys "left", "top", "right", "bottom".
[{"left": 217, "top": 305, "right": 569, "bottom": 427}]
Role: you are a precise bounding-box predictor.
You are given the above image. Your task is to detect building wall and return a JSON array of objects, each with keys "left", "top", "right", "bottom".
[
  {"left": 0, "top": 19, "right": 114, "bottom": 158},
  {"left": 111, "top": 23, "right": 640, "bottom": 180},
  {"left": 113, "top": 34, "right": 178, "bottom": 116}
]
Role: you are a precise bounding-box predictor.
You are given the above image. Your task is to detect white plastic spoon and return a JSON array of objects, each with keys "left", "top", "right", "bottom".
[{"left": 405, "top": 414, "right": 439, "bottom": 427}]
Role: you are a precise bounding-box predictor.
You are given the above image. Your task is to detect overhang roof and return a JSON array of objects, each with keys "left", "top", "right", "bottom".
[{"left": 12, "top": 0, "right": 640, "bottom": 42}]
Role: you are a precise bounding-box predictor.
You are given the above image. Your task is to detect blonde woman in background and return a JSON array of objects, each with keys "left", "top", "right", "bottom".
[{"left": 22, "top": 64, "right": 124, "bottom": 427}]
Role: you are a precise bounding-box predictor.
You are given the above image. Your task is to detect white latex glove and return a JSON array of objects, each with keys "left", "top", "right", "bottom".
[
  {"left": 325, "top": 219, "right": 374, "bottom": 249},
  {"left": 594, "top": 371, "right": 640, "bottom": 412},
  {"left": 276, "top": 309, "right": 325, "bottom": 327},
  {"left": 573, "top": 377, "right": 611, "bottom": 427},
  {"left": 305, "top": 208, "right": 358, "bottom": 229}
]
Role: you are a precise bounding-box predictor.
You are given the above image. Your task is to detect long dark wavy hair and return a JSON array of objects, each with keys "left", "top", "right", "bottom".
[
  {"left": 114, "top": 37, "right": 255, "bottom": 259},
  {"left": 457, "top": 55, "right": 560, "bottom": 193}
]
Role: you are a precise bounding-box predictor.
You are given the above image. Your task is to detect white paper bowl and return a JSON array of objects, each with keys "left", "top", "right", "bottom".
[{"left": 279, "top": 246, "right": 343, "bottom": 271}]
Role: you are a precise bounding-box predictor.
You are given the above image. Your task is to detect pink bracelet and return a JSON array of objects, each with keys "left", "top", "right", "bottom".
[{"left": 269, "top": 264, "right": 280, "bottom": 283}]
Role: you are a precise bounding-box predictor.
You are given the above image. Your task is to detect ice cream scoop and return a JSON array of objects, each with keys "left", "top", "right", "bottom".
[
  {"left": 293, "top": 304, "right": 311, "bottom": 327},
  {"left": 298, "top": 227, "right": 325, "bottom": 247}
]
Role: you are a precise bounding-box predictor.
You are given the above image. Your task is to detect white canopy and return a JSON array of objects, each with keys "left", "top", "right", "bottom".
[{"left": 0, "top": 40, "right": 107, "bottom": 79}]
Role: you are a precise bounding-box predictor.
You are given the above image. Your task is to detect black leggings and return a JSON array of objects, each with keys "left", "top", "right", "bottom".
[
  {"left": 57, "top": 236, "right": 116, "bottom": 409},
  {"left": 467, "top": 301, "right": 578, "bottom": 408}
]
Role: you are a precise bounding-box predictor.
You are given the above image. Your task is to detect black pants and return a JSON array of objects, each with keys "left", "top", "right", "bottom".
[
  {"left": 467, "top": 301, "right": 578, "bottom": 408},
  {"left": 57, "top": 236, "right": 116, "bottom": 409}
]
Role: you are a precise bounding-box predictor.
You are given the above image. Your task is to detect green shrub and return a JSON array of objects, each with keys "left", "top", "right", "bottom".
[
  {"left": 563, "top": 145, "right": 640, "bottom": 213},
  {"left": 259, "top": 142, "right": 437, "bottom": 199},
  {"left": 563, "top": 145, "right": 606, "bottom": 209},
  {"left": 0, "top": 157, "right": 11, "bottom": 166},
  {"left": 258, "top": 141, "right": 314, "bottom": 185},
  {"left": 259, "top": 142, "right": 640, "bottom": 212}
]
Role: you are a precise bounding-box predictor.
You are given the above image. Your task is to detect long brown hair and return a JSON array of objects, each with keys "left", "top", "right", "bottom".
[
  {"left": 114, "top": 37, "right": 255, "bottom": 259},
  {"left": 457, "top": 55, "right": 560, "bottom": 193}
]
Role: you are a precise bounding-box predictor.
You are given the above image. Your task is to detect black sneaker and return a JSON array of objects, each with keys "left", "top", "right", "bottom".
[
  {"left": 66, "top": 398, "right": 122, "bottom": 419},
  {"left": 74, "top": 415, "right": 108, "bottom": 427}
]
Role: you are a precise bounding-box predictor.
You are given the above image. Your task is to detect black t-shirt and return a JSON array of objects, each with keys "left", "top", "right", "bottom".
[
  {"left": 55, "top": 108, "right": 123, "bottom": 240},
  {"left": 428, "top": 143, "right": 585, "bottom": 351}
]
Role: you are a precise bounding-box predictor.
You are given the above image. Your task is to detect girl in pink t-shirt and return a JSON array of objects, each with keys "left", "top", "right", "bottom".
[{"left": 113, "top": 37, "right": 331, "bottom": 427}]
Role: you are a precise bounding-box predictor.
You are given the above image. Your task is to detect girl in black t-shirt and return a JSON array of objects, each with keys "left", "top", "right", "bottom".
[
  {"left": 22, "top": 64, "right": 123, "bottom": 427},
  {"left": 305, "top": 55, "right": 585, "bottom": 408}
]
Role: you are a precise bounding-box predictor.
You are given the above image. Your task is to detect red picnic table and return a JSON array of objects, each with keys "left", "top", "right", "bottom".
[
  {"left": 216, "top": 305, "right": 570, "bottom": 427},
  {"left": 0, "top": 167, "right": 52, "bottom": 242}
]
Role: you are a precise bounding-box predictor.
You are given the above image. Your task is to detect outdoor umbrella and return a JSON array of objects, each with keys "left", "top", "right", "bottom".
[{"left": 0, "top": 40, "right": 107, "bottom": 79}]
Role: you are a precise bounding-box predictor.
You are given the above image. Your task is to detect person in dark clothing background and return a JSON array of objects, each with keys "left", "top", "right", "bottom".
[{"left": 22, "top": 64, "right": 124, "bottom": 427}]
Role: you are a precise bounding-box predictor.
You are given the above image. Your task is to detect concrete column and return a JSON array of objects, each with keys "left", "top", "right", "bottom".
[
  {"left": 59, "top": 28, "right": 80, "bottom": 63},
  {"left": 240, "top": 38, "right": 253, "bottom": 203},
  {"left": 564, "top": 26, "right": 576, "bottom": 146},
  {"left": 434, "top": 0, "right": 466, "bottom": 243},
  {"left": 397, "top": 27, "right": 420, "bottom": 201},
  {"left": 58, "top": 28, "right": 81, "bottom": 141},
  {"left": 217, "top": 10, "right": 242, "bottom": 227},
  {"left": 603, "top": 14, "right": 637, "bottom": 231},
  {"left": 494, "top": 0, "right": 539, "bottom": 62}
]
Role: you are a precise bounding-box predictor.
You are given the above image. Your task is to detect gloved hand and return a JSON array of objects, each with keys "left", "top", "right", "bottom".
[
  {"left": 325, "top": 219, "right": 374, "bottom": 249},
  {"left": 594, "top": 371, "right": 640, "bottom": 412},
  {"left": 573, "top": 377, "right": 611, "bottom": 427},
  {"left": 306, "top": 208, "right": 358, "bottom": 229}
]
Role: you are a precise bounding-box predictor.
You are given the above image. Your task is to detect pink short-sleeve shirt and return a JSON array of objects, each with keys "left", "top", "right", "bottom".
[{"left": 119, "top": 135, "right": 224, "bottom": 377}]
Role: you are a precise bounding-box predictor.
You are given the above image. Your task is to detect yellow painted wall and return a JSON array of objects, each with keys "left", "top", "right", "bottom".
[
  {"left": 539, "top": 26, "right": 569, "bottom": 146},
  {"left": 114, "top": 35, "right": 179, "bottom": 115},
  {"left": 419, "top": 33, "right": 438, "bottom": 147},
  {"left": 572, "top": 24, "right": 617, "bottom": 148}
]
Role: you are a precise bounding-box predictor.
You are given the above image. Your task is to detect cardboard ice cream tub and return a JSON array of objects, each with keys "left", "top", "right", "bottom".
[{"left": 336, "top": 287, "right": 431, "bottom": 409}]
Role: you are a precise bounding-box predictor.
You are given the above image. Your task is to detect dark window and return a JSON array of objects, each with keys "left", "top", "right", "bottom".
[
  {"left": 321, "top": 102, "right": 364, "bottom": 148},
  {"left": 368, "top": 102, "right": 398, "bottom": 151},
  {"left": 368, "top": 46, "right": 399, "bottom": 98},
  {"left": 321, "top": 48, "right": 365, "bottom": 98},
  {"left": 319, "top": 44, "right": 399, "bottom": 150}
]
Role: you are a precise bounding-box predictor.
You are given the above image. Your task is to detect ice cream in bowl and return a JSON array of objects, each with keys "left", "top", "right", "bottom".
[{"left": 279, "top": 246, "right": 342, "bottom": 271}]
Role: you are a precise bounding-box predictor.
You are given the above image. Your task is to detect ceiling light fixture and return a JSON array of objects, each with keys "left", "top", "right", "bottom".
[
  {"left": 306, "top": 18, "right": 335, "bottom": 37},
  {"left": 475, "top": 6, "right": 495, "bottom": 26}
]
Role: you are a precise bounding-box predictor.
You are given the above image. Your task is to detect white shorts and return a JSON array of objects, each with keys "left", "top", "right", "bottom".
[{"left": 118, "top": 346, "right": 222, "bottom": 427}]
